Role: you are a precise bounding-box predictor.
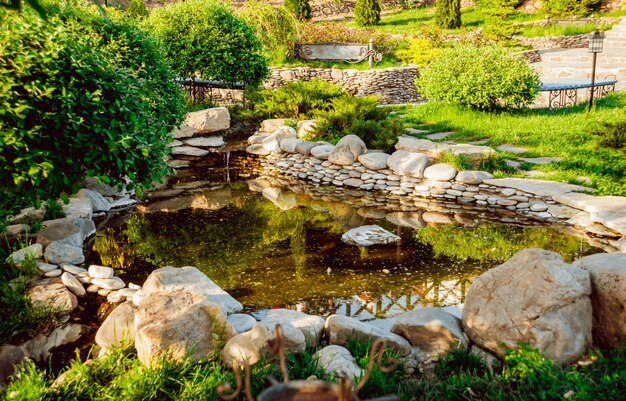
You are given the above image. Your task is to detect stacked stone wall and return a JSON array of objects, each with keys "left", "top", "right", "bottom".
[
  {"left": 514, "top": 34, "right": 589, "bottom": 49},
  {"left": 264, "top": 66, "right": 421, "bottom": 104}
]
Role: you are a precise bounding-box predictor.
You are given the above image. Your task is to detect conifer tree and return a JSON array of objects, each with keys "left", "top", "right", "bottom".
[
  {"left": 284, "top": 0, "right": 312, "bottom": 20},
  {"left": 435, "top": 0, "right": 461, "bottom": 29},
  {"left": 354, "top": 0, "right": 381, "bottom": 27}
]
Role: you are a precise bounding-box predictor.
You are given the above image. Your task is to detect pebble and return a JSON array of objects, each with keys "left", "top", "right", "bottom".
[
  {"left": 106, "top": 290, "right": 125, "bottom": 303},
  {"left": 98, "top": 288, "right": 112, "bottom": 296},
  {"left": 88, "top": 265, "right": 114, "bottom": 279},
  {"left": 86, "top": 284, "right": 100, "bottom": 293},
  {"left": 61, "top": 272, "right": 86, "bottom": 297},
  {"left": 61, "top": 264, "right": 87, "bottom": 275},
  {"left": 78, "top": 276, "right": 92, "bottom": 284},
  {"left": 91, "top": 277, "right": 125, "bottom": 290},
  {"left": 37, "top": 262, "right": 58, "bottom": 273},
  {"left": 44, "top": 269, "right": 63, "bottom": 277}
]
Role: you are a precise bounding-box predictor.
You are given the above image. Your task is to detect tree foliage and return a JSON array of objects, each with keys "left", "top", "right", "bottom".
[
  {"left": 126, "top": 0, "right": 148, "bottom": 19},
  {"left": 145, "top": 0, "right": 268, "bottom": 86},
  {"left": 435, "top": 0, "right": 461, "bottom": 29},
  {"left": 417, "top": 45, "right": 540, "bottom": 110},
  {"left": 284, "top": 0, "right": 311, "bottom": 21},
  {"left": 543, "top": 0, "right": 601, "bottom": 17},
  {"left": 354, "top": 0, "right": 381, "bottom": 27},
  {"left": 0, "top": 2, "right": 185, "bottom": 212}
]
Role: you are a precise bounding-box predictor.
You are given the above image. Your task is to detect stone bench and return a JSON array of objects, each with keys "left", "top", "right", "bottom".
[{"left": 539, "top": 78, "right": 617, "bottom": 108}]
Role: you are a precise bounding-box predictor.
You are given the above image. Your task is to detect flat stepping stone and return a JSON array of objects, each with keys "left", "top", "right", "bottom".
[
  {"left": 505, "top": 160, "right": 522, "bottom": 170},
  {"left": 469, "top": 139, "right": 490, "bottom": 145},
  {"left": 341, "top": 225, "right": 400, "bottom": 247},
  {"left": 524, "top": 171, "right": 549, "bottom": 177},
  {"left": 497, "top": 144, "right": 528, "bottom": 154},
  {"left": 404, "top": 128, "right": 430, "bottom": 135},
  {"left": 170, "top": 146, "right": 209, "bottom": 157},
  {"left": 183, "top": 136, "right": 224, "bottom": 148},
  {"left": 520, "top": 157, "right": 562, "bottom": 165},
  {"left": 426, "top": 131, "right": 454, "bottom": 140}
]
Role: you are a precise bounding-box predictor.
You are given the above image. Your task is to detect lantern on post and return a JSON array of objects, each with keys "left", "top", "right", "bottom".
[{"left": 588, "top": 29, "right": 604, "bottom": 111}]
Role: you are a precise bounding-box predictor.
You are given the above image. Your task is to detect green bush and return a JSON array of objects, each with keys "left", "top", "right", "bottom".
[
  {"left": 479, "top": 0, "right": 519, "bottom": 40},
  {"left": 126, "top": 0, "right": 148, "bottom": 19},
  {"left": 435, "top": 0, "right": 461, "bottom": 29},
  {"left": 354, "top": 0, "right": 381, "bottom": 27},
  {"left": 145, "top": 0, "right": 268, "bottom": 86},
  {"left": 0, "top": 3, "right": 185, "bottom": 212},
  {"left": 543, "top": 0, "right": 601, "bottom": 17},
  {"left": 590, "top": 119, "right": 626, "bottom": 153},
  {"left": 394, "top": 38, "right": 443, "bottom": 67},
  {"left": 417, "top": 45, "right": 540, "bottom": 110},
  {"left": 238, "top": 0, "right": 298, "bottom": 64},
  {"left": 284, "top": 0, "right": 312, "bottom": 20},
  {"left": 399, "top": 0, "right": 430, "bottom": 9}
]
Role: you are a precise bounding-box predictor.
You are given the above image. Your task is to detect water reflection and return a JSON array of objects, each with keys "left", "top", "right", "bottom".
[{"left": 92, "top": 179, "right": 599, "bottom": 321}]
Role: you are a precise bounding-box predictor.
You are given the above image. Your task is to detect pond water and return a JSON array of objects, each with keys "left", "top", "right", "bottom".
[{"left": 91, "top": 173, "right": 600, "bottom": 323}]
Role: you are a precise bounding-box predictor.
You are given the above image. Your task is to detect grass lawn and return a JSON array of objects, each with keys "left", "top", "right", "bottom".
[{"left": 398, "top": 92, "right": 626, "bottom": 195}]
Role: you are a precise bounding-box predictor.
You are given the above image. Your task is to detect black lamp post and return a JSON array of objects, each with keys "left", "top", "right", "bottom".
[{"left": 588, "top": 29, "right": 604, "bottom": 111}]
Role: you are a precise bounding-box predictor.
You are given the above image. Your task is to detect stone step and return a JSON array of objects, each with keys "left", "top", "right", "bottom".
[{"left": 603, "top": 39, "right": 626, "bottom": 48}]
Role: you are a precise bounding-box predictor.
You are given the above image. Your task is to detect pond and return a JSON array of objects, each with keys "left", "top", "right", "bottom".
[{"left": 90, "top": 170, "right": 600, "bottom": 323}]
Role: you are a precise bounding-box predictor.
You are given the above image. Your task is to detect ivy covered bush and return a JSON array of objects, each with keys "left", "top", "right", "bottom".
[
  {"left": 145, "top": 0, "right": 268, "bottom": 86},
  {"left": 543, "top": 0, "right": 602, "bottom": 17},
  {"left": 0, "top": 2, "right": 185, "bottom": 212},
  {"left": 418, "top": 45, "right": 540, "bottom": 111},
  {"left": 354, "top": 0, "right": 381, "bottom": 27}
]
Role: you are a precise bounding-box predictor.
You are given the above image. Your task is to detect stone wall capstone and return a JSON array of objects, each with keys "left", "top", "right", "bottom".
[{"left": 264, "top": 66, "right": 421, "bottom": 105}]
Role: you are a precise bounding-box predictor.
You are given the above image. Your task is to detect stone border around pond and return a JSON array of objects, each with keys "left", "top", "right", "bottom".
[{"left": 246, "top": 123, "right": 626, "bottom": 251}]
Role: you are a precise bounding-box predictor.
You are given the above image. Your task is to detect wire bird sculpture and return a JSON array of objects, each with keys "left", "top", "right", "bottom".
[{"left": 218, "top": 325, "right": 399, "bottom": 401}]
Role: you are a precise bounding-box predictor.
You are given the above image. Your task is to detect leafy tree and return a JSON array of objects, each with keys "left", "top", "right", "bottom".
[
  {"left": 126, "top": 0, "right": 148, "bottom": 19},
  {"left": 284, "top": 0, "right": 311, "bottom": 21},
  {"left": 418, "top": 45, "right": 540, "bottom": 110},
  {"left": 145, "top": 0, "right": 268, "bottom": 87},
  {"left": 435, "top": 0, "right": 461, "bottom": 29},
  {"left": 354, "top": 0, "right": 381, "bottom": 27},
  {"left": 0, "top": 3, "right": 185, "bottom": 212}
]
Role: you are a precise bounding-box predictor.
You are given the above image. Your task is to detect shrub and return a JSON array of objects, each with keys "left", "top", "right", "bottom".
[
  {"left": 589, "top": 119, "right": 626, "bottom": 153},
  {"left": 284, "top": 0, "right": 312, "bottom": 20},
  {"left": 297, "top": 21, "right": 391, "bottom": 48},
  {"left": 126, "top": 0, "right": 148, "bottom": 19},
  {"left": 543, "top": 0, "right": 601, "bottom": 17},
  {"left": 145, "top": 0, "right": 268, "bottom": 86},
  {"left": 435, "top": 0, "right": 461, "bottom": 29},
  {"left": 0, "top": 3, "right": 185, "bottom": 212},
  {"left": 238, "top": 0, "right": 298, "bottom": 64},
  {"left": 479, "top": 0, "right": 519, "bottom": 40},
  {"left": 417, "top": 45, "right": 540, "bottom": 110},
  {"left": 394, "top": 38, "right": 443, "bottom": 67},
  {"left": 354, "top": 0, "right": 381, "bottom": 27}
]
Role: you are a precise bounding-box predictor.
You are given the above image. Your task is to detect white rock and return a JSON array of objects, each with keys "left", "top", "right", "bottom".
[
  {"left": 274, "top": 126, "right": 298, "bottom": 144},
  {"left": 227, "top": 313, "right": 257, "bottom": 334},
  {"left": 62, "top": 197, "right": 93, "bottom": 220},
  {"left": 28, "top": 279, "right": 78, "bottom": 315},
  {"left": 386, "top": 150, "right": 429, "bottom": 178},
  {"left": 91, "top": 277, "right": 125, "bottom": 290},
  {"left": 462, "top": 248, "right": 592, "bottom": 366},
  {"left": 260, "top": 118, "right": 286, "bottom": 133},
  {"left": 265, "top": 309, "right": 325, "bottom": 347},
  {"left": 170, "top": 146, "right": 209, "bottom": 157},
  {"left": 75, "top": 188, "right": 110, "bottom": 213},
  {"left": 61, "top": 264, "right": 87, "bottom": 275},
  {"left": 423, "top": 164, "right": 458, "bottom": 181},
  {"left": 88, "top": 265, "right": 114, "bottom": 279},
  {"left": 295, "top": 140, "right": 319, "bottom": 156},
  {"left": 324, "top": 315, "right": 412, "bottom": 356},
  {"left": 86, "top": 284, "right": 100, "bottom": 293},
  {"left": 328, "top": 135, "right": 367, "bottom": 166},
  {"left": 36, "top": 262, "right": 58, "bottom": 273},
  {"left": 61, "top": 272, "right": 86, "bottom": 297},
  {"left": 246, "top": 144, "right": 271, "bottom": 155},
  {"left": 44, "top": 269, "right": 63, "bottom": 277},
  {"left": 128, "top": 283, "right": 142, "bottom": 290},
  {"left": 107, "top": 290, "right": 125, "bottom": 304},
  {"left": 184, "top": 107, "right": 230, "bottom": 133},
  {"left": 248, "top": 134, "right": 269, "bottom": 145},
  {"left": 297, "top": 120, "right": 317, "bottom": 138},
  {"left": 455, "top": 170, "right": 494, "bottom": 185},
  {"left": 117, "top": 288, "right": 138, "bottom": 298},
  {"left": 98, "top": 288, "right": 112, "bottom": 296},
  {"left": 37, "top": 217, "right": 95, "bottom": 248},
  {"left": 44, "top": 241, "right": 84, "bottom": 265},
  {"left": 6, "top": 244, "right": 43, "bottom": 268},
  {"left": 183, "top": 136, "right": 224, "bottom": 148},
  {"left": 341, "top": 225, "right": 400, "bottom": 247},
  {"left": 78, "top": 276, "right": 92, "bottom": 284},
  {"left": 310, "top": 144, "right": 335, "bottom": 160},
  {"left": 314, "top": 345, "right": 363, "bottom": 381},
  {"left": 95, "top": 301, "right": 136, "bottom": 351},
  {"left": 171, "top": 125, "right": 197, "bottom": 139},
  {"left": 357, "top": 153, "right": 390, "bottom": 171},
  {"left": 279, "top": 137, "right": 303, "bottom": 153}
]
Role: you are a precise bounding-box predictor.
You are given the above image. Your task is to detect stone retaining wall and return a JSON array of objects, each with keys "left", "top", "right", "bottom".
[
  {"left": 311, "top": 0, "right": 401, "bottom": 18},
  {"left": 264, "top": 66, "right": 421, "bottom": 104},
  {"left": 514, "top": 34, "right": 589, "bottom": 49}
]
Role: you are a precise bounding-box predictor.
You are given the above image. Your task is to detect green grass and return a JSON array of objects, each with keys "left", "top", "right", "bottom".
[
  {"left": 519, "top": 22, "right": 613, "bottom": 37},
  {"left": 400, "top": 92, "right": 626, "bottom": 195},
  {"left": 3, "top": 342, "right": 626, "bottom": 401}
]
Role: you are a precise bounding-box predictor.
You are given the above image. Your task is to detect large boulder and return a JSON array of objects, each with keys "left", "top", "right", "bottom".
[
  {"left": 36, "top": 217, "right": 95, "bottom": 248},
  {"left": 6, "top": 244, "right": 43, "bottom": 268},
  {"left": 75, "top": 188, "right": 111, "bottom": 213},
  {"left": 265, "top": 309, "right": 325, "bottom": 347},
  {"left": 184, "top": 107, "right": 230, "bottom": 133},
  {"left": 455, "top": 170, "right": 494, "bottom": 185},
  {"left": 28, "top": 279, "right": 78, "bottom": 315},
  {"left": 341, "top": 225, "right": 400, "bottom": 247},
  {"left": 573, "top": 253, "right": 626, "bottom": 348},
  {"left": 328, "top": 135, "right": 367, "bottom": 166},
  {"left": 423, "top": 164, "right": 457, "bottom": 181},
  {"left": 96, "top": 301, "right": 136, "bottom": 352},
  {"left": 462, "top": 248, "right": 592, "bottom": 366},
  {"left": 324, "top": 315, "right": 412, "bottom": 357},
  {"left": 222, "top": 320, "right": 305, "bottom": 367},
  {"left": 44, "top": 241, "right": 85, "bottom": 265},
  {"left": 141, "top": 266, "right": 242, "bottom": 314},
  {"left": 310, "top": 144, "right": 334, "bottom": 160},
  {"left": 227, "top": 314, "right": 257, "bottom": 334},
  {"left": 279, "top": 138, "right": 304, "bottom": 153},
  {"left": 391, "top": 308, "right": 467, "bottom": 359},
  {"left": 386, "top": 150, "right": 429, "bottom": 178},
  {"left": 357, "top": 153, "right": 390, "bottom": 171},
  {"left": 314, "top": 345, "right": 363, "bottom": 381},
  {"left": 260, "top": 118, "right": 286, "bottom": 133}
]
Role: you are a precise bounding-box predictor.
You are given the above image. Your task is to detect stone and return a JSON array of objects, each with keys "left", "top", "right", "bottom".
[
  {"left": 325, "top": 315, "right": 412, "bottom": 357},
  {"left": 62, "top": 197, "right": 93, "bottom": 220},
  {"left": 86, "top": 284, "right": 100, "bottom": 293},
  {"left": 310, "top": 145, "right": 335, "bottom": 160},
  {"left": 61, "top": 264, "right": 87, "bottom": 275},
  {"left": 261, "top": 133, "right": 281, "bottom": 153},
  {"left": 28, "top": 280, "right": 78, "bottom": 315},
  {"left": 75, "top": 188, "right": 110, "bottom": 213},
  {"left": 61, "top": 272, "right": 86, "bottom": 297},
  {"left": 573, "top": 253, "right": 626, "bottom": 348},
  {"left": 554, "top": 193, "right": 626, "bottom": 237},
  {"left": 184, "top": 107, "right": 230, "bottom": 133},
  {"left": 98, "top": 288, "right": 112, "bottom": 297},
  {"left": 142, "top": 266, "right": 242, "bottom": 315},
  {"left": 37, "top": 217, "right": 95, "bottom": 248},
  {"left": 89, "top": 265, "right": 114, "bottom": 279},
  {"left": 295, "top": 140, "right": 319, "bottom": 156},
  {"left": 455, "top": 171, "right": 494, "bottom": 185},
  {"left": 357, "top": 153, "right": 390, "bottom": 171},
  {"left": 92, "top": 277, "right": 125, "bottom": 290},
  {"left": 314, "top": 345, "right": 363, "bottom": 381},
  {"left": 96, "top": 301, "right": 136, "bottom": 351},
  {"left": 37, "top": 262, "right": 58, "bottom": 273},
  {"left": 483, "top": 178, "right": 591, "bottom": 198},
  {"left": 45, "top": 269, "right": 62, "bottom": 277},
  {"left": 462, "top": 248, "right": 592, "bottom": 366},
  {"left": 386, "top": 150, "right": 428, "bottom": 178},
  {"left": 279, "top": 137, "right": 303, "bottom": 153},
  {"left": 0, "top": 345, "right": 26, "bottom": 389},
  {"left": 344, "top": 178, "right": 364, "bottom": 188},
  {"left": 44, "top": 241, "right": 84, "bottom": 265},
  {"left": 3, "top": 224, "right": 29, "bottom": 239},
  {"left": 171, "top": 125, "right": 197, "bottom": 139},
  {"left": 248, "top": 134, "right": 269, "bottom": 145},
  {"left": 520, "top": 157, "right": 562, "bottom": 165},
  {"left": 385, "top": 212, "right": 425, "bottom": 229},
  {"left": 341, "top": 225, "right": 401, "bottom": 247},
  {"left": 265, "top": 309, "right": 325, "bottom": 347},
  {"left": 497, "top": 144, "right": 528, "bottom": 154},
  {"left": 395, "top": 136, "right": 493, "bottom": 161},
  {"left": 170, "top": 146, "right": 209, "bottom": 157},
  {"left": 422, "top": 212, "right": 453, "bottom": 224},
  {"left": 168, "top": 140, "right": 183, "bottom": 148},
  {"left": 227, "top": 313, "right": 257, "bottom": 334},
  {"left": 297, "top": 120, "right": 317, "bottom": 138},
  {"left": 107, "top": 290, "right": 125, "bottom": 304},
  {"left": 9, "top": 206, "right": 45, "bottom": 225},
  {"left": 328, "top": 135, "right": 367, "bottom": 166},
  {"left": 470, "top": 345, "right": 500, "bottom": 369},
  {"left": 423, "top": 164, "right": 457, "bottom": 181},
  {"left": 530, "top": 203, "right": 549, "bottom": 212},
  {"left": 262, "top": 187, "right": 297, "bottom": 211},
  {"left": 426, "top": 131, "right": 454, "bottom": 140},
  {"left": 183, "top": 136, "right": 224, "bottom": 148},
  {"left": 6, "top": 244, "right": 43, "bottom": 268},
  {"left": 222, "top": 320, "right": 305, "bottom": 367},
  {"left": 260, "top": 118, "right": 286, "bottom": 133},
  {"left": 22, "top": 323, "right": 83, "bottom": 362},
  {"left": 391, "top": 308, "right": 467, "bottom": 358}
]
